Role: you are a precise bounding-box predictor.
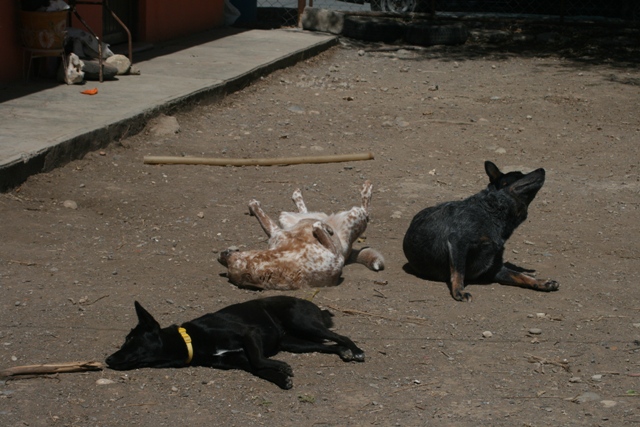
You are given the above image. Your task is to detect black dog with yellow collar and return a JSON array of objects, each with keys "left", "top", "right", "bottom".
[{"left": 106, "top": 296, "right": 365, "bottom": 389}]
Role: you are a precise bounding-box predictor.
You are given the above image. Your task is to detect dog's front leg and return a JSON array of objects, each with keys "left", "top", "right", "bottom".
[
  {"left": 291, "top": 188, "right": 308, "bottom": 213},
  {"left": 248, "top": 199, "right": 280, "bottom": 238},
  {"left": 447, "top": 238, "right": 472, "bottom": 302},
  {"left": 360, "top": 180, "right": 373, "bottom": 214},
  {"left": 494, "top": 266, "right": 560, "bottom": 293},
  {"left": 242, "top": 330, "right": 294, "bottom": 389}
]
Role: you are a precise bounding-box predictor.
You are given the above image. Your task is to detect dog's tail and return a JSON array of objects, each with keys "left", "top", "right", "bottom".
[{"left": 321, "top": 309, "right": 335, "bottom": 328}]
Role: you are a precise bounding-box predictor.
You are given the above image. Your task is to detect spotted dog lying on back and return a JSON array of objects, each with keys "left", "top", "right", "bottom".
[{"left": 218, "top": 181, "right": 384, "bottom": 290}]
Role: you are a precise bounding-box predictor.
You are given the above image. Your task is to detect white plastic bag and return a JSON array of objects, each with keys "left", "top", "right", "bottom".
[
  {"left": 58, "top": 52, "right": 84, "bottom": 85},
  {"left": 46, "top": 0, "right": 70, "bottom": 11}
]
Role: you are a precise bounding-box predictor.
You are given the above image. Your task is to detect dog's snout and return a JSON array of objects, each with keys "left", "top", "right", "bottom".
[
  {"left": 105, "top": 353, "right": 118, "bottom": 368},
  {"left": 218, "top": 248, "right": 239, "bottom": 267}
]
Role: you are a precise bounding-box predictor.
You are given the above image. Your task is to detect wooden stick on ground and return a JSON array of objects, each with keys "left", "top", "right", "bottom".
[
  {"left": 0, "top": 361, "right": 104, "bottom": 379},
  {"left": 143, "top": 152, "right": 374, "bottom": 166}
]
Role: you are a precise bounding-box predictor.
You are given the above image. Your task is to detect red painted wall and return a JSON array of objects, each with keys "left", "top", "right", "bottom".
[
  {"left": 140, "top": 0, "right": 224, "bottom": 42},
  {"left": 0, "top": 3, "right": 24, "bottom": 84},
  {"left": 70, "top": 4, "right": 103, "bottom": 36}
]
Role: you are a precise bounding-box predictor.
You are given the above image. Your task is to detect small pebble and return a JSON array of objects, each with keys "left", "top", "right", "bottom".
[
  {"left": 575, "top": 392, "right": 601, "bottom": 403},
  {"left": 96, "top": 378, "right": 115, "bottom": 385},
  {"left": 63, "top": 200, "right": 78, "bottom": 210},
  {"left": 482, "top": 331, "right": 493, "bottom": 338},
  {"left": 592, "top": 374, "right": 603, "bottom": 382},
  {"left": 529, "top": 328, "right": 542, "bottom": 335}
]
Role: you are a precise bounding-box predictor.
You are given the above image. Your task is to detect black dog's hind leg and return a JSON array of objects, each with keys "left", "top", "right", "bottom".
[
  {"left": 494, "top": 265, "right": 559, "bottom": 293},
  {"left": 446, "top": 237, "right": 472, "bottom": 302},
  {"left": 241, "top": 330, "right": 294, "bottom": 389},
  {"left": 280, "top": 325, "right": 365, "bottom": 362},
  {"left": 280, "top": 334, "right": 365, "bottom": 362}
]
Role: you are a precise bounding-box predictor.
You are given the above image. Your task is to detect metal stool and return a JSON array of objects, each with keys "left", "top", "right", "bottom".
[{"left": 23, "top": 47, "right": 67, "bottom": 81}]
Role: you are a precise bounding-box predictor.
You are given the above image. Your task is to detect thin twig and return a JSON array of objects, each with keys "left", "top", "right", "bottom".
[
  {"left": 387, "top": 382, "right": 435, "bottom": 395},
  {"left": 440, "top": 350, "right": 453, "bottom": 359},
  {"left": 122, "top": 403, "right": 158, "bottom": 407},
  {"left": 526, "top": 354, "right": 570, "bottom": 372},
  {"left": 9, "top": 260, "right": 36, "bottom": 266},
  {"left": 84, "top": 295, "right": 110, "bottom": 306},
  {"left": 324, "top": 304, "right": 397, "bottom": 321},
  {"left": 502, "top": 395, "right": 567, "bottom": 399},
  {"left": 373, "top": 289, "right": 387, "bottom": 299}
]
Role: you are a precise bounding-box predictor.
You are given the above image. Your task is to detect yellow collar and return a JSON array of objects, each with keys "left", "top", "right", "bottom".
[{"left": 178, "top": 327, "right": 193, "bottom": 364}]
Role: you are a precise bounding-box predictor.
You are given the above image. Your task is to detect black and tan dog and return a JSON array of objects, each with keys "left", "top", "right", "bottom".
[
  {"left": 403, "top": 161, "right": 559, "bottom": 302},
  {"left": 106, "top": 296, "right": 364, "bottom": 389}
]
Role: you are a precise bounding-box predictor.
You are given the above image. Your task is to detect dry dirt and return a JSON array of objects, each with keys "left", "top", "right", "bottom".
[{"left": 1, "top": 26, "right": 640, "bottom": 427}]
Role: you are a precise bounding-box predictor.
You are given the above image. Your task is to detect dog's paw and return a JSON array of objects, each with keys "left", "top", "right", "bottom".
[
  {"left": 276, "top": 361, "right": 294, "bottom": 377},
  {"left": 271, "top": 371, "right": 293, "bottom": 390},
  {"left": 248, "top": 199, "right": 261, "bottom": 215},
  {"left": 538, "top": 279, "right": 559, "bottom": 292},
  {"left": 339, "top": 348, "right": 354, "bottom": 361},
  {"left": 453, "top": 290, "right": 473, "bottom": 302},
  {"left": 362, "top": 248, "right": 384, "bottom": 271},
  {"left": 348, "top": 247, "right": 385, "bottom": 271},
  {"left": 282, "top": 376, "right": 293, "bottom": 390},
  {"left": 339, "top": 348, "right": 366, "bottom": 362},
  {"left": 352, "top": 350, "right": 365, "bottom": 362},
  {"left": 371, "top": 260, "right": 384, "bottom": 271}
]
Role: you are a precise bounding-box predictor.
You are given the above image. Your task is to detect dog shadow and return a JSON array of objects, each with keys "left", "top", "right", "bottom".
[{"left": 218, "top": 272, "right": 345, "bottom": 289}]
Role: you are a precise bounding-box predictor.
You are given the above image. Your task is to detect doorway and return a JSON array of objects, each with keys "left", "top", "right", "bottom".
[{"left": 103, "top": 0, "right": 137, "bottom": 44}]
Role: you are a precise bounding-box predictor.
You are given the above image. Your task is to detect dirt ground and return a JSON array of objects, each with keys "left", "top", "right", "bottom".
[{"left": 1, "top": 24, "right": 640, "bottom": 426}]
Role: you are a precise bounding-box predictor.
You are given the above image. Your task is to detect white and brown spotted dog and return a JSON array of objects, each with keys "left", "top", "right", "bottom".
[{"left": 218, "top": 181, "right": 384, "bottom": 290}]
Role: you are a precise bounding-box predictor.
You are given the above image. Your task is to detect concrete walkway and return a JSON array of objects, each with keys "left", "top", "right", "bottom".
[{"left": 0, "top": 28, "right": 337, "bottom": 191}]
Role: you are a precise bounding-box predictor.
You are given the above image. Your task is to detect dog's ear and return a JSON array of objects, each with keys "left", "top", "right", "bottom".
[
  {"left": 134, "top": 301, "right": 161, "bottom": 330},
  {"left": 484, "top": 161, "right": 503, "bottom": 184}
]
